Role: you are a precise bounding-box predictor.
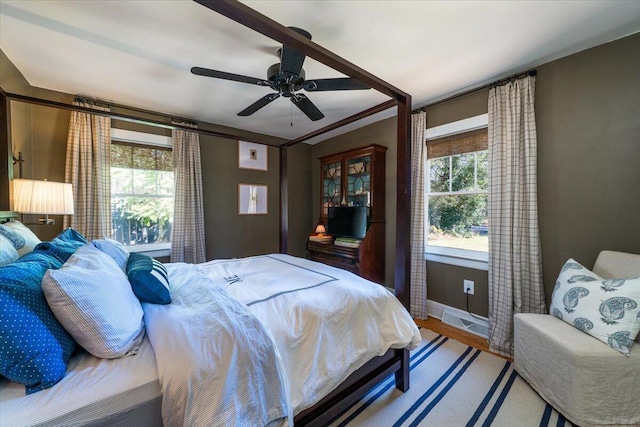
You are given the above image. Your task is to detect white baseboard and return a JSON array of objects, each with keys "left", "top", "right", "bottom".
[
  {"left": 427, "top": 299, "right": 490, "bottom": 339},
  {"left": 426, "top": 299, "right": 489, "bottom": 323}
]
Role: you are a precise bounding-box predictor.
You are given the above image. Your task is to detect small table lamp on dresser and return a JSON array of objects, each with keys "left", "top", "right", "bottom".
[{"left": 309, "top": 221, "right": 332, "bottom": 244}]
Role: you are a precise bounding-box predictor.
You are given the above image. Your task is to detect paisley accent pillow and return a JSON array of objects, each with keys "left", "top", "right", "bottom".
[
  {"left": 550, "top": 258, "right": 640, "bottom": 356},
  {"left": 0, "top": 220, "right": 41, "bottom": 256},
  {"left": 0, "top": 233, "right": 19, "bottom": 266}
]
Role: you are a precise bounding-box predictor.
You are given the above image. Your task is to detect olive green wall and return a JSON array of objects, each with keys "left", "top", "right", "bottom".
[
  {"left": 1, "top": 50, "right": 33, "bottom": 180},
  {"left": 535, "top": 32, "right": 640, "bottom": 304},
  {"left": 286, "top": 143, "right": 313, "bottom": 257},
  {"left": 200, "top": 138, "right": 311, "bottom": 260}
]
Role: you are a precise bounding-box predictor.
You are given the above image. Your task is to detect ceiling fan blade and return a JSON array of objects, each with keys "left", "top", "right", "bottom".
[
  {"left": 303, "top": 78, "right": 370, "bottom": 92},
  {"left": 191, "top": 67, "right": 270, "bottom": 86},
  {"left": 279, "top": 27, "right": 312, "bottom": 77},
  {"left": 291, "top": 94, "right": 324, "bottom": 121},
  {"left": 238, "top": 93, "right": 281, "bottom": 116}
]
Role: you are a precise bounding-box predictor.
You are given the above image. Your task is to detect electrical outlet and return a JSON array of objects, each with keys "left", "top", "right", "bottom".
[{"left": 464, "top": 279, "right": 475, "bottom": 295}]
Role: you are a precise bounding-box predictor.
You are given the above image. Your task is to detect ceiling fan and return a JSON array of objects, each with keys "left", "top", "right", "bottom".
[{"left": 191, "top": 27, "right": 370, "bottom": 121}]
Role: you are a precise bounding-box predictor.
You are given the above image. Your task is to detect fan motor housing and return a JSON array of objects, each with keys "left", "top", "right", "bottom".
[{"left": 267, "top": 63, "right": 305, "bottom": 96}]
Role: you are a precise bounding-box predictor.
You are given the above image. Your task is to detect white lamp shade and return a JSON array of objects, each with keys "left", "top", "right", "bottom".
[
  {"left": 12, "top": 179, "right": 75, "bottom": 215},
  {"left": 315, "top": 223, "right": 326, "bottom": 234}
]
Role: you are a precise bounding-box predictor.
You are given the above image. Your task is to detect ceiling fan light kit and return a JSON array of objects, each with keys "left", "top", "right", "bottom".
[{"left": 191, "top": 26, "right": 370, "bottom": 121}]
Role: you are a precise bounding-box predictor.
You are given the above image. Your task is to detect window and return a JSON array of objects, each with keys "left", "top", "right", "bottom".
[
  {"left": 425, "top": 114, "right": 489, "bottom": 269},
  {"left": 110, "top": 130, "right": 174, "bottom": 250}
]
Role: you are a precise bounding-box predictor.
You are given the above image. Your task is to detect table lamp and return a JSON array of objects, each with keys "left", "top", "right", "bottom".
[{"left": 12, "top": 178, "right": 74, "bottom": 225}]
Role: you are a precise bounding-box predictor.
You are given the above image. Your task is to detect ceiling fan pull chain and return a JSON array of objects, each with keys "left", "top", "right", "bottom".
[{"left": 290, "top": 101, "right": 293, "bottom": 127}]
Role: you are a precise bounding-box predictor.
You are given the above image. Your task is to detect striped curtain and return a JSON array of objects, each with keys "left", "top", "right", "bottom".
[
  {"left": 487, "top": 75, "right": 546, "bottom": 357},
  {"left": 410, "top": 111, "right": 428, "bottom": 319},
  {"left": 170, "top": 122, "right": 206, "bottom": 263},
  {"left": 64, "top": 100, "right": 111, "bottom": 240}
]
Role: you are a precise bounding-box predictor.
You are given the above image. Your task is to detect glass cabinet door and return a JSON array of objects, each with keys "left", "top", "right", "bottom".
[
  {"left": 322, "top": 161, "right": 341, "bottom": 216},
  {"left": 346, "top": 155, "right": 371, "bottom": 207}
]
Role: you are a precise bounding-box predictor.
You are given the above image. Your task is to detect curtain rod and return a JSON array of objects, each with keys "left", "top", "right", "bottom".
[
  {"left": 73, "top": 95, "right": 194, "bottom": 125},
  {"left": 413, "top": 69, "right": 537, "bottom": 114},
  {"left": 2, "top": 90, "right": 284, "bottom": 147}
]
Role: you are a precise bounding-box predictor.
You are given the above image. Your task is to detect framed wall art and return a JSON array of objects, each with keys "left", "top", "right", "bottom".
[
  {"left": 238, "top": 140, "right": 268, "bottom": 171},
  {"left": 238, "top": 183, "right": 268, "bottom": 215}
]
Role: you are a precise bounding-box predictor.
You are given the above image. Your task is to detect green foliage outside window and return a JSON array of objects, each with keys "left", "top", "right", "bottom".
[
  {"left": 428, "top": 194, "right": 487, "bottom": 237},
  {"left": 112, "top": 197, "right": 173, "bottom": 245},
  {"left": 428, "top": 151, "right": 488, "bottom": 248},
  {"left": 110, "top": 142, "right": 174, "bottom": 246}
]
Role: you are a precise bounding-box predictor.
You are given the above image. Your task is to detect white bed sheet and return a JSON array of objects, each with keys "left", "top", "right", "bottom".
[
  {"left": 0, "top": 337, "right": 161, "bottom": 427},
  {"left": 144, "top": 262, "right": 291, "bottom": 427},
  {"left": 0, "top": 254, "right": 419, "bottom": 426},
  {"left": 199, "top": 253, "right": 421, "bottom": 414}
]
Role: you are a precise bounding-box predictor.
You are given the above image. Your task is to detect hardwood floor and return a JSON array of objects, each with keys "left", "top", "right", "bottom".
[{"left": 415, "top": 317, "right": 511, "bottom": 361}]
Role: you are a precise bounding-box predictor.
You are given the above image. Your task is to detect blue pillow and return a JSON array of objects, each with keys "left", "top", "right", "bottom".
[
  {"left": 34, "top": 240, "right": 86, "bottom": 264},
  {"left": 15, "top": 249, "right": 64, "bottom": 269},
  {"left": 0, "top": 261, "right": 77, "bottom": 394},
  {"left": 33, "top": 228, "right": 88, "bottom": 263},
  {"left": 126, "top": 252, "right": 171, "bottom": 304},
  {"left": 56, "top": 228, "right": 88, "bottom": 245},
  {"left": 92, "top": 238, "right": 129, "bottom": 271}
]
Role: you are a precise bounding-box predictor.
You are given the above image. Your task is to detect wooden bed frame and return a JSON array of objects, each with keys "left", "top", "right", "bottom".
[{"left": 0, "top": 1, "right": 413, "bottom": 425}]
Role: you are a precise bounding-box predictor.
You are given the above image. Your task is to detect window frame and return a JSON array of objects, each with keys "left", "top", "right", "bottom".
[
  {"left": 424, "top": 114, "right": 489, "bottom": 271},
  {"left": 110, "top": 128, "right": 173, "bottom": 258}
]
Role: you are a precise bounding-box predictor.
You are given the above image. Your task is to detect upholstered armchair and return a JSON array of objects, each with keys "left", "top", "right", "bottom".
[{"left": 514, "top": 251, "right": 640, "bottom": 427}]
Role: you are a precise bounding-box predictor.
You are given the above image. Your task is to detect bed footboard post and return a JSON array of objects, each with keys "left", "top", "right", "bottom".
[{"left": 394, "top": 348, "right": 410, "bottom": 392}]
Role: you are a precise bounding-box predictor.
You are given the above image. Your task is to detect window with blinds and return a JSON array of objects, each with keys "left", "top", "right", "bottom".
[
  {"left": 426, "top": 117, "right": 489, "bottom": 260},
  {"left": 110, "top": 141, "right": 174, "bottom": 247}
]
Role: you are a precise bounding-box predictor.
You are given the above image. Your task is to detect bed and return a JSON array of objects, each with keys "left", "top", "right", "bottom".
[
  {"left": 0, "top": 216, "right": 420, "bottom": 426},
  {"left": 0, "top": 1, "right": 415, "bottom": 425}
]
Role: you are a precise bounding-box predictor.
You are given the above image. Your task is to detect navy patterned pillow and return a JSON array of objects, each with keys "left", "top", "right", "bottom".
[
  {"left": 126, "top": 252, "right": 171, "bottom": 304},
  {"left": 0, "top": 260, "right": 77, "bottom": 394}
]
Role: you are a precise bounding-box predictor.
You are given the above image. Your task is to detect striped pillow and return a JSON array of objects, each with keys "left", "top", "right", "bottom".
[
  {"left": 42, "top": 244, "right": 145, "bottom": 359},
  {"left": 126, "top": 252, "right": 171, "bottom": 305}
]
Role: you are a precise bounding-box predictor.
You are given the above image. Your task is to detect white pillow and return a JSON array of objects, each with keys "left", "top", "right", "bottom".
[
  {"left": 92, "top": 237, "right": 129, "bottom": 271},
  {"left": 42, "top": 244, "right": 145, "bottom": 359},
  {"left": 0, "top": 233, "right": 19, "bottom": 266},
  {"left": 0, "top": 220, "right": 41, "bottom": 256},
  {"left": 550, "top": 259, "right": 640, "bottom": 356}
]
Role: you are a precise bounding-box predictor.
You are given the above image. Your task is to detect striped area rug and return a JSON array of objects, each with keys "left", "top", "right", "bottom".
[{"left": 331, "top": 329, "right": 573, "bottom": 427}]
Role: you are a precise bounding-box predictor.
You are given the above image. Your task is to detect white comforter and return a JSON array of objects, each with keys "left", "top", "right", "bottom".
[
  {"left": 199, "top": 254, "right": 421, "bottom": 413},
  {"left": 142, "top": 263, "right": 292, "bottom": 427}
]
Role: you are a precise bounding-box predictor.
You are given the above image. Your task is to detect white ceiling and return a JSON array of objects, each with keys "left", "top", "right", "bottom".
[{"left": 1, "top": 1, "right": 639, "bottom": 144}]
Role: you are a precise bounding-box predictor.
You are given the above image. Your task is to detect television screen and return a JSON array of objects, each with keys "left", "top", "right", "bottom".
[{"left": 327, "top": 206, "right": 368, "bottom": 239}]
